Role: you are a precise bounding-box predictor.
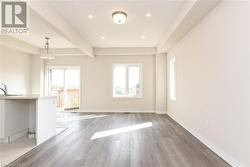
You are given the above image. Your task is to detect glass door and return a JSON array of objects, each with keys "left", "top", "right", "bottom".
[
  {"left": 64, "top": 69, "right": 80, "bottom": 110},
  {"left": 48, "top": 67, "right": 80, "bottom": 111}
]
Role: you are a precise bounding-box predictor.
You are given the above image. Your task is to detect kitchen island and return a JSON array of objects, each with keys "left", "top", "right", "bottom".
[{"left": 0, "top": 95, "right": 57, "bottom": 145}]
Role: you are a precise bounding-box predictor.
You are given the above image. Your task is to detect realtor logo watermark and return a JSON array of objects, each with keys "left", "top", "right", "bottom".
[{"left": 0, "top": 1, "right": 29, "bottom": 34}]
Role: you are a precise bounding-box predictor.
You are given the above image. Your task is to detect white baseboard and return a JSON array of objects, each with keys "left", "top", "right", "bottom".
[
  {"left": 10, "top": 129, "right": 29, "bottom": 143},
  {"left": 0, "top": 137, "right": 8, "bottom": 143},
  {"left": 60, "top": 109, "right": 156, "bottom": 114},
  {"left": 0, "top": 129, "right": 28, "bottom": 143},
  {"left": 155, "top": 110, "right": 167, "bottom": 114},
  {"left": 167, "top": 113, "right": 247, "bottom": 167}
]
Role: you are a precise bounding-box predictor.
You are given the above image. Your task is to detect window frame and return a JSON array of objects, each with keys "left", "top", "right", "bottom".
[
  {"left": 169, "top": 56, "right": 176, "bottom": 101},
  {"left": 112, "top": 64, "right": 142, "bottom": 98}
]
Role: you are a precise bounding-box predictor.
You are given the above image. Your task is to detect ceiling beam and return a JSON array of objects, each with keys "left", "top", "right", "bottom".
[
  {"left": 28, "top": 1, "right": 94, "bottom": 58},
  {"left": 0, "top": 35, "right": 156, "bottom": 57},
  {"left": 0, "top": 36, "right": 40, "bottom": 54},
  {"left": 49, "top": 48, "right": 85, "bottom": 56},
  {"left": 94, "top": 47, "right": 157, "bottom": 56},
  {"left": 157, "top": 0, "right": 221, "bottom": 53},
  {"left": 46, "top": 47, "right": 157, "bottom": 57}
]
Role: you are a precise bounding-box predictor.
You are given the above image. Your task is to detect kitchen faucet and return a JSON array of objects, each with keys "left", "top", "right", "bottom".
[{"left": 0, "top": 83, "right": 7, "bottom": 95}]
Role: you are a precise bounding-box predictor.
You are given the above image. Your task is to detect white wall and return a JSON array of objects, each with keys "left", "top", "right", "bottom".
[
  {"left": 155, "top": 53, "right": 167, "bottom": 113},
  {"left": 31, "top": 56, "right": 44, "bottom": 95},
  {"left": 0, "top": 46, "right": 32, "bottom": 95},
  {"left": 167, "top": 1, "right": 249, "bottom": 167},
  {"left": 45, "top": 55, "right": 156, "bottom": 111},
  {"left": 0, "top": 46, "right": 3, "bottom": 82}
]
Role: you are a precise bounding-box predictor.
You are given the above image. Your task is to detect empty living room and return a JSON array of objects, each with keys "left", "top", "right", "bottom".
[{"left": 0, "top": 0, "right": 249, "bottom": 167}]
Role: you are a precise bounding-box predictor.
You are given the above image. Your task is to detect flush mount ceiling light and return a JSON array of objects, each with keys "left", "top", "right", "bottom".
[
  {"left": 112, "top": 11, "right": 127, "bottom": 24},
  {"left": 41, "top": 37, "right": 55, "bottom": 60}
]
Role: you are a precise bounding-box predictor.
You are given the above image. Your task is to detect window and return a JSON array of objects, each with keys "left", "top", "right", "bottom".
[
  {"left": 170, "top": 57, "right": 176, "bottom": 101},
  {"left": 113, "top": 64, "right": 142, "bottom": 98},
  {"left": 48, "top": 67, "right": 81, "bottom": 111}
]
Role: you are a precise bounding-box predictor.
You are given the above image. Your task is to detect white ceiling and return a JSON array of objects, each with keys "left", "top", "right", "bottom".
[
  {"left": 46, "top": 0, "right": 190, "bottom": 48},
  {"left": 14, "top": 9, "right": 76, "bottom": 48},
  {"left": 13, "top": 1, "right": 192, "bottom": 49}
]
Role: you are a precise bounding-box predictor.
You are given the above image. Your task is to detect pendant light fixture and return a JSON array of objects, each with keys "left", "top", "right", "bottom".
[
  {"left": 41, "top": 37, "right": 55, "bottom": 60},
  {"left": 112, "top": 11, "right": 127, "bottom": 24}
]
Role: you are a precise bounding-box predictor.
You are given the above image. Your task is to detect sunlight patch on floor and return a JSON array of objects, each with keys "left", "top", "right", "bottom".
[{"left": 91, "top": 122, "right": 152, "bottom": 139}]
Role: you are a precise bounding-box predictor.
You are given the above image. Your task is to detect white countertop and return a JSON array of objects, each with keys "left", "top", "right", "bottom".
[{"left": 0, "top": 94, "right": 56, "bottom": 100}]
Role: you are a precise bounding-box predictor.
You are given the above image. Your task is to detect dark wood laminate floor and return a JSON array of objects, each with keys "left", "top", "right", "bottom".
[{"left": 8, "top": 113, "right": 230, "bottom": 167}]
